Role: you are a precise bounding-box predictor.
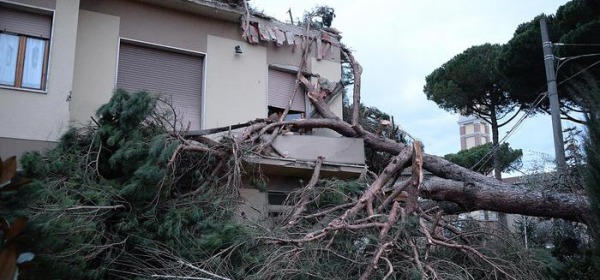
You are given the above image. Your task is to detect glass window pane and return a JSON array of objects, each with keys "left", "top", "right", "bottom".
[
  {"left": 284, "top": 113, "right": 303, "bottom": 121},
  {"left": 0, "top": 33, "right": 19, "bottom": 86},
  {"left": 21, "top": 37, "right": 45, "bottom": 89}
]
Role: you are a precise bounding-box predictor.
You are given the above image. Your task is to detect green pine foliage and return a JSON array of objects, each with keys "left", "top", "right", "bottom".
[
  {"left": 5, "top": 90, "right": 253, "bottom": 279},
  {"left": 313, "top": 179, "right": 363, "bottom": 207},
  {"left": 583, "top": 81, "right": 600, "bottom": 272},
  {"left": 341, "top": 96, "right": 411, "bottom": 173},
  {"left": 1, "top": 88, "right": 568, "bottom": 279},
  {"left": 444, "top": 142, "right": 523, "bottom": 175}
]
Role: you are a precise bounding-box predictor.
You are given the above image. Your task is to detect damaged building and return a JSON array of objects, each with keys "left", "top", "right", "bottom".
[{"left": 0, "top": 0, "right": 365, "bottom": 219}]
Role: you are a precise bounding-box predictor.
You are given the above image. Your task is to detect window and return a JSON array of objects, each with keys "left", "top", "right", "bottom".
[
  {"left": 267, "top": 191, "right": 289, "bottom": 205},
  {"left": 268, "top": 106, "right": 304, "bottom": 121},
  {"left": 267, "top": 191, "right": 292, "bottom": 218},
  {"left": 268, "top": 69, "right": 306, "bottom": 113},
  {"left": 268, "top": 69, "right": 309, "bottom": 133},
  {"left": 267, "top": 106, "right": 307, "bottom": 133},
  {"left": 117, "top": 42, "right": 204, "bottom": 130},
  {"left": 0, "top": 5, "right": 52, "bottom": 91}
]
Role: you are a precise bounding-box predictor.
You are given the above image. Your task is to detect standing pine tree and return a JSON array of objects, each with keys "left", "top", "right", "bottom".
[{"left": 583, "top": 79, "right": 600, "bottom": 272}]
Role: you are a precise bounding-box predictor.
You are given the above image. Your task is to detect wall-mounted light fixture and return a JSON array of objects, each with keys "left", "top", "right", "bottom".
[{"left": 234, "top": 45, "right": 243, "bottom": 54}]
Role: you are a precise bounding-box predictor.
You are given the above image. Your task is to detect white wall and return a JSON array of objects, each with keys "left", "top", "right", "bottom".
[
  {"left": 237, "top": 188, "right": 267, "bottom": 221},
  {"left": 0, "top": 0, "right": 79, "bottom": 142},
  {"left": 466, "top": 137, "right": 476, "bottom": 149},
  {"left": 309, "top": 57, "right": 343, "bottom": 137},
  {"left": 0, "top": 0, "right": 343, "bottom": 142},
  {"left": 465, "top": 123, "right": 475, "bottom": 135},
  {"left": 204, "top": 36, "right": 267, "bottom": 129},
  {"left": 70, "top": 10, "right": 119, "bottom": 125}
]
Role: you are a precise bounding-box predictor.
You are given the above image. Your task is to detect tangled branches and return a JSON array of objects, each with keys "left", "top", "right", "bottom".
[
  {"left": 7, "top": 28, "right": 591, "bottom": 279},
  {"left": 231, "top": 141, "right": 540, "bottom": 279},
  {"left": 154, "top": 41, "right": 590, "bottom": 279},
  {"left": 13, "top": 91, "right": 254, "bottom": 279}
]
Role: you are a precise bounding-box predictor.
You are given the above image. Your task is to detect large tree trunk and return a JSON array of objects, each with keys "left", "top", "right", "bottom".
[
  {"left": 490, "top": 105, "right": 501, "bottom": 181},
  {"left": 489, "top": 105, "right": 509, "bottom": 227},
  {"left": 171, "top": 42, "right": 594, "bottom": 280},
  {"left": 229, "top": 46, "right": 592, "bottom": 225},
  {"left": 242, "top": 114, "right": 591, "bottom": 224},
  {"left": 420, "top": 177, "right": 590, "bottom": 223}
]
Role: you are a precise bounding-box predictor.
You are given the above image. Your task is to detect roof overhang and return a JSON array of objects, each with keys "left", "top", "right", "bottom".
[{"left": 134, "top": 0, "right": 244, "bottom": 22}]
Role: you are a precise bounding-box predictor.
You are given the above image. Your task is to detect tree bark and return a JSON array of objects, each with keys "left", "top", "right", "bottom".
[
  {"left": 420, "top": 177, "right": 591, "bottom": 223},
  {"left": 341, "top": 45, "right": 362, "bottom": 126},
  {"left": 244, "top": 114, "right": 592, "bottom": 223},
  {"left": 231, "top": 48, "right": 593, "bottom": 225},
  {"left": 489, "top": 104, "right": 509, "bottom": 227},
  {"left": 490, "top": 105, "right": 501, "bottom": 181}
]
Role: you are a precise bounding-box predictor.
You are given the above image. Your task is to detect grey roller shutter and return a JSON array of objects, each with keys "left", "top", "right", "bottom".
[
  {"left": 268, "top": 69, "right": 305, "bottom": 112},
  {"left": 117, "top": 43, "right": 203, "bottom": 130},
  {"left": 0, "top": 6, "right": 52, "bottom": 39}
]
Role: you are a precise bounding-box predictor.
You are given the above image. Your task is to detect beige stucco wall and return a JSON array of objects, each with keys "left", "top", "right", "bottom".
[
  {"left": 466, "top": 137, "right": 476, "bottom": 149},
  {"left": 204, "top": 35, "right": 267, "bottom": 129},
  {"left": 309, "top": 57, "right": 342, "bottom": 114},
  {"left": 79, "top": 0, "right": 239, "bottom": 54},
  {"left": 271, "top": 134, "right": 364, "bottom": 165},
  {"left": 1, "top": 0, "right": 343, "bottom": 143},
  {"left": 70, "top": 10, "right": 119, "bottom": 125},
  {"left": 464, "top": 123, "right": 475, "bottom": 135},
  {"left": 0, "top": 0, "right": 79, "bottom": 143},
  {"left": 5, "top": 0, "right": 55, "bottom": 9},
  {"left": 73, "top": 0, "right": 343, "bottom": 132},
  {"left": 267, "top": 39, "right": 340, "bottom": 68},
  {"left": 237, "top": 188, "right": 267, "bottom": 221},
  {"left": 266, "top": 39, "right": 305, "bottom": 67},
  {"left": 0, "top": 137, "right": 55, "bottom": 168},
  {"left": 309, "top": 57, "right": 343, "bottom": 137}
]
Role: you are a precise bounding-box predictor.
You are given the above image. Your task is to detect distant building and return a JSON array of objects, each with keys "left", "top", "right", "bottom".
[
  {"left": 457, "top": 115, "right": 499, "bottom": 224},
  {"left": 458, "top": 115, "right": 490, "bottom": 150}
]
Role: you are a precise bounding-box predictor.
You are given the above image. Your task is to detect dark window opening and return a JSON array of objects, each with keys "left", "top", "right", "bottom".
[
  {"left": 267, "top": 106, "right": 310, "bottom": 134},
  {"left": 267, "top": 191, "right": 289, "bottom": 205}
]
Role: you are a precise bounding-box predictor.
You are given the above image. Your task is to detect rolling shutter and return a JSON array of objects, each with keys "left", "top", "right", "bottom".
[
  {"left": 268, "top": 69, "right": 305, "bottom": 112},
  {"left": 0, "top": 6, "right": 52, "bottom": 39},
  {"left": 117, "top": 43, "right": 204, "bottom": 130}
]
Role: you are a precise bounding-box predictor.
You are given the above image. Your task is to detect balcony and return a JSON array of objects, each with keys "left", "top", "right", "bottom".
[{"left": 244, "top": 134, "right": 365, "bottom": 179}]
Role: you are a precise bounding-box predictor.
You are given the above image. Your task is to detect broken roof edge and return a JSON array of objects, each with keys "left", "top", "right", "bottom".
[
  {"left": 181, "top": 0, "right": 244, "bottom": 9},
  {"left": 135, "top": 0, "right": 342, "bottom": 45},
  {"left": 246, "top": 5, "right": 343, "bottom": 39},
  {"left": 243, "top": 14, "right": 342, "bottom": 44}
]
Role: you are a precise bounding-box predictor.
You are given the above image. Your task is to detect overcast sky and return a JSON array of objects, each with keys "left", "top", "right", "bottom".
[{"left": 252, "top": 0, "right": 571, "bottom": 173}]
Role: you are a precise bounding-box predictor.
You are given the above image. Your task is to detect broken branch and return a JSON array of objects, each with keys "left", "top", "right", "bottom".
[{"left": 285, "top": 156, "right": 325, "bottom": 228}]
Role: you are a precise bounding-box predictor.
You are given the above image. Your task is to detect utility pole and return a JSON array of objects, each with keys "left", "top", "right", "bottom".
[{"left": 540, "top": 17, "right": 567, "bottom": 174}]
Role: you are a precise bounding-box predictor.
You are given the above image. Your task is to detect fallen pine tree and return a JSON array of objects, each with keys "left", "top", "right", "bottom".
[{"left": 3, "top": 41, "right": 592, "bottom": 280}]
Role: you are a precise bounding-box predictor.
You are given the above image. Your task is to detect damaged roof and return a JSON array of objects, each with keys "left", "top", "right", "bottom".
[{"left": 136, "top": 0, "right": 341, "bottom": 61}]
